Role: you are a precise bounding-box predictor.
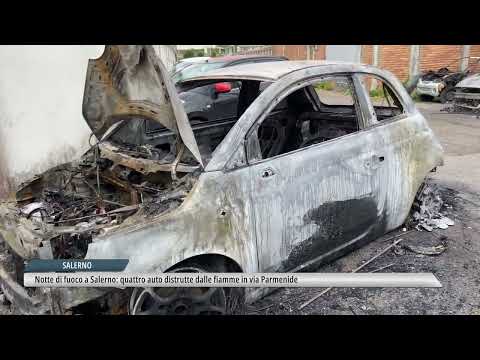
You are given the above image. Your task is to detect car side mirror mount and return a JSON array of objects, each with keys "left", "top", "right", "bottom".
[
  {"left": 214, "top": 82, "right": 232, "bottom": 94},
  {"left": 225, "top": 141, "right": 248, "bottom": 171}
]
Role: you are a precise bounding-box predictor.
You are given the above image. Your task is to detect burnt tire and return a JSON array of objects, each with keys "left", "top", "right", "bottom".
[{"left": 128, "top": 263, "right": 244, "bottom": 315}]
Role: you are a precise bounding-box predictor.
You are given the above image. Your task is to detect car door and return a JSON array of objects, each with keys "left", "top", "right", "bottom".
[
  {"left": 352, "top": 73, "right": 428, "bottom": 231},
  {"left": 245, "top": 74, "right": 390, "bottom": 273}
]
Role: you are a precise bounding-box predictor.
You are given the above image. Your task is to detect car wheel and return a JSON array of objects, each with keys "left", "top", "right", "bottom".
[
  {"left": 439, "top": 88, "right": 455, "bottom": 104},
  {"left": 128, "top": 265, "right": 241, "bottom": 315}
]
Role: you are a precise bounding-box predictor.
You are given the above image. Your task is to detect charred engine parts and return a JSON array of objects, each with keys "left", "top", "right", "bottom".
[{"left": 1, "top": 144, "right": 199, "bottom": 261}]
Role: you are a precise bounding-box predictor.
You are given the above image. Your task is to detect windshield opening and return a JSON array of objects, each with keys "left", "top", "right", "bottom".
[{"left": 172, "top": 62, "right": 226, "bottom": 83}]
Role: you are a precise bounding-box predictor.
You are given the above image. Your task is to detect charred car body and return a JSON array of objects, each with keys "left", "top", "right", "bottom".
[
  {"left": 415, "top": 57, "right": 480, "bottom": 103},
  {"left": 0, "top": 46, "right": 444, "bottom": 315},
  {"left": 416, "top": 67, "right": 471, "bottom": 103},
  {"left": 449, "top": 73, "right": 480, "bottom": 117}
]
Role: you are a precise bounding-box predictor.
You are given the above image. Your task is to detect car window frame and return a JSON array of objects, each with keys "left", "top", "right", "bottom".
[
  {"left": 243, "top": 72, "right": 365, "bottom": 166},
  {"left": 352, "top": 72, "right": 409, "bottom": 128}
]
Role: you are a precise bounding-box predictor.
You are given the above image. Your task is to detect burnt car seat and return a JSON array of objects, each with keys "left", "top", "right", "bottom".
[{"left": 295, "top": 111, "right": 358, "bottom": 148}]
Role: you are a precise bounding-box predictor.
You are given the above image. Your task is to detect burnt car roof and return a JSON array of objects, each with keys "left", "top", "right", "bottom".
[
  {"left": 206, "top": 55, "right": 288, "bottom": 64},
  {"left": 179, "top": 60, "right": 378, "bottom": 84}
]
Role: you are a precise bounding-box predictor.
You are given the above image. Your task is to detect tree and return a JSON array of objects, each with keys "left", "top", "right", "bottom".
[
  {"left": 209, "top": 48, "right": 222, "bottom": 57},
  {"left": 182, "top": 49, "right": 205, "bottom": 59}
]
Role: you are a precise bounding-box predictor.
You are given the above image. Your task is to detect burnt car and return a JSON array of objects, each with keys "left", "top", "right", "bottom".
[
  {"left": 416, "top": 67, "right": 471, "bottom": 103},
  {"left": 0, "top": 46, "right": 444, "bottom": 315},
  {"left": 450, "top": 73, "right": 480, "bottom": 117},
  {"left": 415, "top": 57, "right": 480, "bottom": 103}
]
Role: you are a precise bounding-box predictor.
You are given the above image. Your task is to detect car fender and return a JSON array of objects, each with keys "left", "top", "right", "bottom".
[{"left": 84, "top": 171, "right": 258, "bottom": 276}]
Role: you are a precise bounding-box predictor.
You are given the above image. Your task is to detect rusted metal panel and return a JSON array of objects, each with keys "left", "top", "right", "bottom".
[
  {"left": 99, "top": 142, "right": 199, "bottom": 174},
  {"left": 83, "top": 45, "right": 203, "bottom": 167}
]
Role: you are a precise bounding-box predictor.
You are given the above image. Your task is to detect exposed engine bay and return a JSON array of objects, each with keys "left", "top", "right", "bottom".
[{"left": 1, "top": 141, "right": 201, "bottom": 261}]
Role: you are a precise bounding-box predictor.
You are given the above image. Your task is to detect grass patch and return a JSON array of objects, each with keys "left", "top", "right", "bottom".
[
  {"left": 369, "top": 87, "right": 385, "bottom": 98},
  {"left": 315, "top": 81, "right": 335, "bottom": 91},
  {"left": 410, "top": 90, "right": 422, "bottom": 102}
]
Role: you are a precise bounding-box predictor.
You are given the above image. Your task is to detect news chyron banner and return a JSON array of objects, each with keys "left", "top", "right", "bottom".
[{"left": 24, "top": 260, "right": 442, "bottom": 289}]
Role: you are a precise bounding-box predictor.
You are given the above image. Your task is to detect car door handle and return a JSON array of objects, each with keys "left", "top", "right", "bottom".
[{"left": 261, "top": 168, "right": 275, "bottom": 178}]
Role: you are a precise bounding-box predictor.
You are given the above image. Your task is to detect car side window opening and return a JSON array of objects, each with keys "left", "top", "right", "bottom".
[
  {"left": 247, "top": 76, "right": 361, "bottom": 162},
  {"left": 358, "top": 74, "right": 404, "bottom": 122},
  {"left": 146, "top": 81, "right": 244, "bottom": 134}
]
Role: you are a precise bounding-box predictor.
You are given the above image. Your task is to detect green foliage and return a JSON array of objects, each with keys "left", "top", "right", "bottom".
[
  {"left": 182, "top": 49, "right": 205, "bottom": 59},
  {"left": 315, "top": 81, "right": 335, "bottom": 91},
  {"left": 209, "top": 48, "right": 222, "bottom": 57},
  {"left": 410, "top": 90, "right": 422, "bottom": 102},
  {"left": 369, "top": 87, "right": 385, "bottom": 98}
]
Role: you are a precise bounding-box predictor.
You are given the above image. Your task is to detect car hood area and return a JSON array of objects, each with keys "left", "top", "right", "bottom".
[
  {"left": 83, "top": 45, "right": 203, "bottom": 167},
  {"left": 455, "top": 73, "right": 480, "bottom": 89}
]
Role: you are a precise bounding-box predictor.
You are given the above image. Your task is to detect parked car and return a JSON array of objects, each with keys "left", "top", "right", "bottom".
[
  {"left": 0, "top": 46, "right": 444, "bottom": 315},
  {"left": 174, "top": 55, "right": 288, "bottom": 125},
  {"left": 179, "top": 56, "right": 211, "bottom": 64},
  {"left": 171, "top": 56, "right": 210, "bottom": 76},
  {"left": 172, "top": 55, "right": 288, "bottom": 84}
]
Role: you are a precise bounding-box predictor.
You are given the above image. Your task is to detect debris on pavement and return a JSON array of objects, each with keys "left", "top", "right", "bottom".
[
  {"left": 393, "top": 245, "right": 406, "bottom": 256},
  {"left": 298, "top": 237, "right": 406, "bottom": 310},
  {"left": 371, "top": 263, "right": 395, "bottom": 273},
  {"left": 404, "top": 243, "right": 447, "bottom": 256},
  {"left": 409, "top": 182, "right": 455, "bottom": 232}
]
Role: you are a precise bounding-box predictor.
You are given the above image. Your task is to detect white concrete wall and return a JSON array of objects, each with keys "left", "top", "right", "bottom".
[
  {"left": 0, "top": 45, "right": 106, "bottom": 197},
  {"left": 326, "top": 45, "right": 361, "bottom": 63}
]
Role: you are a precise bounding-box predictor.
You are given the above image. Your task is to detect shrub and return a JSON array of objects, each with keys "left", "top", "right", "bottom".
[
  {"left": 182, "top": 49, "right": 205, "bottom": 59},
  {"left": 369, "top": 87, "right": 385, "bottom": 98}
]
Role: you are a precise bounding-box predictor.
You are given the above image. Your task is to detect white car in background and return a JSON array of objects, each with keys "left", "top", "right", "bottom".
[
  {"left": 179, "top": 56, "right": 210, "bottom": 64},
  {"left": 172, "top": 56, "right": 210, "bottom": 75}
]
